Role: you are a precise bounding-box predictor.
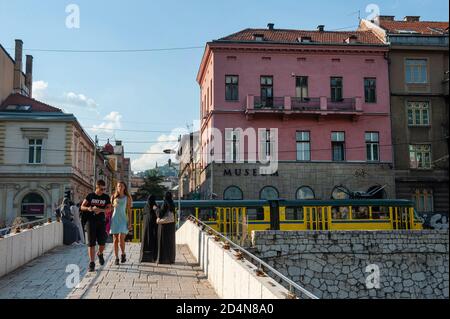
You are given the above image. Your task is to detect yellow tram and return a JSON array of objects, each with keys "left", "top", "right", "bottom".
[{"left": 130, "top": 199, "right": 422, "bottom": 242}]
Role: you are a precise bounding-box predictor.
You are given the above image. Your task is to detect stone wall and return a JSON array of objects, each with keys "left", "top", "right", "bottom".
[{"left": 251, "top": 230, "right": 449, "bottom": 299}]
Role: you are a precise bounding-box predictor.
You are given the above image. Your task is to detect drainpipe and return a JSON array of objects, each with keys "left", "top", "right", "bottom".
[{"left": 385, "top": 50, "right": 396, "bottom": 198}]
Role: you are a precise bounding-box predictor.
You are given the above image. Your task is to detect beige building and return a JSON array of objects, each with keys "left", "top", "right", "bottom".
[
  {"left": 0, "top": 94, "right": 97, "bottom": 225},
  {"left": 360, "top": 16, "right": 449, "bottom": 214},
  {"left": 0, "top": 39, "right": 113, "bottom": 226}
]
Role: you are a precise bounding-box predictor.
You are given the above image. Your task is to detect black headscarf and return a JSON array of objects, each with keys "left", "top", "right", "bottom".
[
  {"left": 161, "top": 191, "right": 175, "bottom": 215},
  {"left": 147, "top": 194, "right": 157, "bottom": 207}
]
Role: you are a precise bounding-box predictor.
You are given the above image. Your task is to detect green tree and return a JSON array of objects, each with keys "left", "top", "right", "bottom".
[{"left": 134, "top": 172, "right": 168, "bottom": 201}]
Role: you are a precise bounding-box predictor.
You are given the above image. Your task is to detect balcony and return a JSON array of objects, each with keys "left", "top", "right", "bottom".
[{"left": 246, "top": 95, "right": 363, "bottom": 119}]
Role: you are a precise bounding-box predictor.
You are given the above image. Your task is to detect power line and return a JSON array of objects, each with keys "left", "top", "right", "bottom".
[{"left": 5, "top": 46, "right": 204, "bottom": 53}]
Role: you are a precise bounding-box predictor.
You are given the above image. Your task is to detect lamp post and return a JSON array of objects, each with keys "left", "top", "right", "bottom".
[{"left": 163, "top": 149, "right": 181, "bottom": 227}]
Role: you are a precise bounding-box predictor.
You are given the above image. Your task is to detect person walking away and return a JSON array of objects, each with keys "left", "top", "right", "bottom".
[
  {"left": 81, "top": 180, "right": 111, "bottom": 272},
  {"left": 140, "top": 195, "right": 159, "bottom": 263},
  {"left": 71, "top": 202, "right": 84, "bottom": 244},
  {"left": 156, "top": 192, "right": 176, "bottom": 265},
  {"left": 110, "top": 182, "right": 133, "bottom": 265},
  {"left": 60, "top": 198, "right": 80, "bottom": 245}
]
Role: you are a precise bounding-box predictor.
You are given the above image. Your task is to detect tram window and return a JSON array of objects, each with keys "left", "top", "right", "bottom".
[
  {"left": 353, "top": 206, "right": 369, "bottom": 219},
  {"left": 331, "top": 206, "right": 349, "bottom": 220},
  {"left": 285, "top": 207, "right": 304, "bottom": 221},
  {"left": 198, "top": 208, "right": 217, "bottom": 221},
  {"left": 246, "top": 208, "right": 265, "bottom": 221}
]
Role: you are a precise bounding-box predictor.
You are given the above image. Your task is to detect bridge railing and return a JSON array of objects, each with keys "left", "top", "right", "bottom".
[{"left": 185, "top": 215, "right": 319, "bottom": 299}]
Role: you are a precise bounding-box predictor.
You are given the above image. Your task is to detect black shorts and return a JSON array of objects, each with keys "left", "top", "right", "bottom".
[{"left": 86, "top": 216, "right": 107, "bottom": 247}]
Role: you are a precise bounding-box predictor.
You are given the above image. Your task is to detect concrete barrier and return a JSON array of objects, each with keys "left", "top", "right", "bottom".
[
  {"left": 176, "top": 220, "right": 290, "bottom": 299},
  {"left": 0, "top": 222, "right": 64, "bottom": 278}
]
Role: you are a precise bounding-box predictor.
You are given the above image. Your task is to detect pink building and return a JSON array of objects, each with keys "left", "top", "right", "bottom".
[{"left": 196, "top": 24, "right": 395, "bottom": 201}]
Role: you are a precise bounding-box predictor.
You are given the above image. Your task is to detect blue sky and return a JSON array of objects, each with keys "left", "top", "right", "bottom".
[{"left": 0, "top": 0, "right": 448, "bottom": 172}]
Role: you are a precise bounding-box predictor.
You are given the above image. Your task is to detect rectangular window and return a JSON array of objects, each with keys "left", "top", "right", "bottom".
[
  {"left": 295, "top": 76, "right": 309, "bottom": 100},
  {"left": 225, "top": 129, "right": 240, "bottom": 163},
  {"left": 409, "top": 144, "right": 431, "bottom": 169},
  {"left": 365, "top": 132, "right": 380, "bottom": 162},
  {"left": 330, "top": 77, "right": 343, "bottom": 102},
  {"left": 28, "top": 139, "right": 43, "bottom": 164},
  {"left": 364, "top": 78, "right": 377, "bottom": 103},
  {"left": 412, "top": 189, "right": 434, "bottom": 213},
  {"left": 405, "top": 59, "right": 428, "bottom": 84},
  {"left": 225, "top": 75, "right": 239, "bottom": 101},
  {"left": 261, "top": 76, "right": 274, "bottom": 107},
  {"left": 296, "top": 131, "right": 311, "bottom": 161},
  {"left": 331, "top": 132, "right": 345, "bottom": 161},
  {"left": 407, "top": 101, "right": 430, "bottom": 126}
]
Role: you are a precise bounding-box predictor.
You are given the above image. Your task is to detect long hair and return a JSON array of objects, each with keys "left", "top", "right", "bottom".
[{"left": 112, "top": 181, "right": 131, "bottom": 203}]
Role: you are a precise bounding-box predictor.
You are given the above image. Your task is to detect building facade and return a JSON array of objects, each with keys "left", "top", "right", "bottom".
[
  {"left": 360, "top": 16, "right": 449, "bottom": 215},
  {"left": 196, "top": 24, "right": 395, "bottom": 201},
  {"left": 0, "top": 94, "right": 98, "bottom": 225},
  {"left": 0, "top": 39, "right": 114, "bottom": 226}
]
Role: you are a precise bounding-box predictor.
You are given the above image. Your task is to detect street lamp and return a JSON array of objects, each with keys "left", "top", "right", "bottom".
[{"left": 163, "top": 149, "right": 181, "bottom": 227}]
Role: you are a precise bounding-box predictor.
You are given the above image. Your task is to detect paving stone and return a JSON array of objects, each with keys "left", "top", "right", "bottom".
[{"left": 0, "top": 243, "right": 218, "bottom": 300}]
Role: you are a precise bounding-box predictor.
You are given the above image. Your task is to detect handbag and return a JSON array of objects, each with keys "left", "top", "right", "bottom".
[{"left": 157, "top": 210, "right": 175, "bottom": 225}]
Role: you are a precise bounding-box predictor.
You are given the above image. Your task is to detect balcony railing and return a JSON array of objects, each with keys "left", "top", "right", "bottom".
[
  {"left": 253, "top": 96, "right": 285, "bottom": 110},
  {"left": 291, "top": 97, "right": 321, "bottom": 111},
  {"left": 327, "top": 98, "right": 356, "bottom": 111},
  {"left": 246, "top": 95, "right": 363, "bottom": 115}
]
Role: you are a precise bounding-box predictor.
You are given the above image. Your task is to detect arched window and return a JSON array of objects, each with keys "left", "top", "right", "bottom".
[
  {"left": 296, "top": 186, "right": 315, "bottom": 200},
  {"left": 21, "top": 193, "right": 45, "bottom": 218},
  {"left": 331, "top": 186, "right": 350, "bottom": 200},
  {"left": 223, "top": 186, "right": 243, "bottom": 200},
  {"left": 260, "top": 186, "right": 279, "bottom": 200},
  {"left": 367, "top": 185, "right": 387, "bottom": 199}
]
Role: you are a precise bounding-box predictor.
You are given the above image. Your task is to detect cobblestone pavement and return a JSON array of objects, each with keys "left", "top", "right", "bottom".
[{"left": 0, "top": 244, "right": 219, "bottom": 299}]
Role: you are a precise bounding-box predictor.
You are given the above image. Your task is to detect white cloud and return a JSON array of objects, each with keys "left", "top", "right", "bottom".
[
  {"left": 91, "top": 111, "right": 123, "bottom": 134},
  {"left": 32, "top": 81, "right": 48, "bottom": 100},
  {"left": 131, "top": 128, "right": 188, "bottom": 172},
  {"left": 64, "top": 92, "right": 98, "bottom": 108}
]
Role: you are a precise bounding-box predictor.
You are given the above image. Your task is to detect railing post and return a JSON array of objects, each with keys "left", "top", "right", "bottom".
[
  {"left": 269, "top": 200, "right": 280, "bottom": 231},
  {"left": 355, "top": 96, "right": 363, "bottom": 111},
  {"left": 320, "top": 96, "right": 327, "bottom": 111},
  {"left": 247, "top": 95, "right": 254, "bottom": 111},
  {"left": 284, "top": 96, "right": 291, "bottom": 111}
]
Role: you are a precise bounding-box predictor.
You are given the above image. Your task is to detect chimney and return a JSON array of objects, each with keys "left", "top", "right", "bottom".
[
  {"left": 317, "top": 25, "right": 325, "bottom": 32},
  {"left": 25, "top": 55, "right": 33, "bottom": 97},
  {"left": 377, "top": 15, "right": 395, "bottom": 22},
  {"left": 404, "top": 16, "right": 420, "bottom": 22},
  {"left": 13, "top": 39, "right": 23, "bottom": 93},
  {"left": 267, "top": 23, "right": 275, "bottom": 30}
]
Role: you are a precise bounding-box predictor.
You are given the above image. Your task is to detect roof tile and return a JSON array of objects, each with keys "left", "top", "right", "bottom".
[
  {"left": 217, "top": 28, "right": 384, "bottom": 45},
  {"left": 0, "top": 93, "right": 63, "bottom": 113},
  {"left": 379, "top": 20, "right": 449, "bottom": 35}
]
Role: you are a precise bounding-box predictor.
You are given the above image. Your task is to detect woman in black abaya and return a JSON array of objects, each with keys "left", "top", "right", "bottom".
[
  {"left": 156, "top": 192, "right": 176, "bottom": 265},
  {"left": 140, "top": 195, "right": 159, "bottom": 263}
]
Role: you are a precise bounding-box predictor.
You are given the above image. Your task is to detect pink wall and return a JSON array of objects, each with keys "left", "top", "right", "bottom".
[{"left": 199, "top": 44, "right": 392, "bottom": 163}]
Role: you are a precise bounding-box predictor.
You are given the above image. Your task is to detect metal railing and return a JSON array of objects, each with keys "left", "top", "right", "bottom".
[
  {"left": 291, "top": 97, "right": 321, "bottom": 110},
  {"left": 0, "top": 217, "right": 55, "bottom": 237},
  {"left": 187, "top": 215, "right": 319, "bottom": 299},
  {"left": 254, "top": 96, "right": 285, "bottom": 110},
  {"left": 327, "top": 98, "right": 356, "bottom": 111}
]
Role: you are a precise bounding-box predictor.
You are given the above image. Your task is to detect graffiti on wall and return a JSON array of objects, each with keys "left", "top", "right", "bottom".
[{"left": 418, "top": 212, "right": 449, "bottom": 230}]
